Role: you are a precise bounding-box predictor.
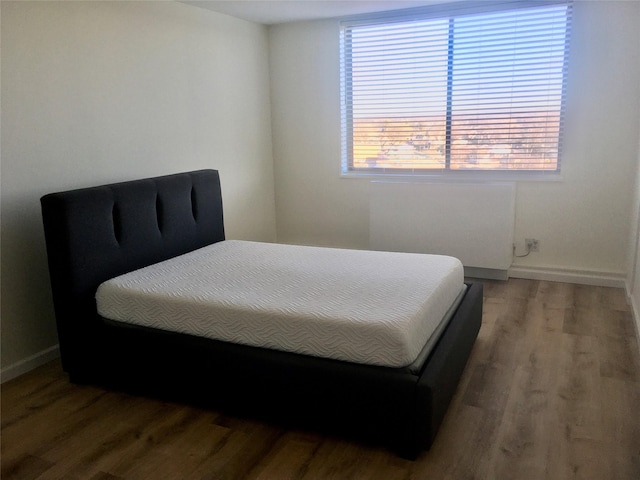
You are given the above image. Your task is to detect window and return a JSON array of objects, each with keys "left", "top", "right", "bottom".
[{"left": 340, "top": 1, "right": 572, "bottom": 176}]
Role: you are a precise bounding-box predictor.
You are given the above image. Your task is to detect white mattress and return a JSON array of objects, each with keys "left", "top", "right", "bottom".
[{"left": 96, "top": 240, "right": 465, "bottom": 368}]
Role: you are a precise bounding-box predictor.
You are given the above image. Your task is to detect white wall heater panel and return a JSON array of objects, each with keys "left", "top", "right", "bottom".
[{"left": 370, "top": 182, "right": 515, "bottom": 273}]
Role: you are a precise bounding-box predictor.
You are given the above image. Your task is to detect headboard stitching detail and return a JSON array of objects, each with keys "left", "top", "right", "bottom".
[
  {"left": 191, "top": 184, "right": 198, "bottom": 221},
  {"left": 155, "top": 192, "right": 163, "bottom": 235}
]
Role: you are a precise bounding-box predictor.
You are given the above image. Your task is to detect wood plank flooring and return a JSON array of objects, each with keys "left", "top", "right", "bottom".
[{"left": 3, "top": 279, "right": 640, "bottom": 479}]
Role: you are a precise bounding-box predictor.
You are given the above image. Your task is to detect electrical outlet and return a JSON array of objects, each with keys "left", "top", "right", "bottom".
[{"left": 525, "top": 238, "right": 539, "bottom": 252}]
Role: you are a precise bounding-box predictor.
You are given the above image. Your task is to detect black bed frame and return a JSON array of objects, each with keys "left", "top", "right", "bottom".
[{"left": 40, "top": 169, "right": 482, "bottom": 459}]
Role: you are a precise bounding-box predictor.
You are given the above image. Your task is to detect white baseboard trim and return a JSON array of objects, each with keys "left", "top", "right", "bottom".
[
  {"left": 626, "top": 283, "right": 640, "bottom": 354},
  {"left": 508, "top": 266, "right": 626, "bottom": 288},
  {"left": 1, "top": 345, "right": 60, "bottom": 384},
  {"left": 464, "top": 266, "right": 509, "bottom": 281}
]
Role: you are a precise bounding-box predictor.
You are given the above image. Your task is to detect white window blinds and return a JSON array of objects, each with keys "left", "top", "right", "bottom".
[{"left": 340, "top": 1, "right": 572, "bottom": 175}]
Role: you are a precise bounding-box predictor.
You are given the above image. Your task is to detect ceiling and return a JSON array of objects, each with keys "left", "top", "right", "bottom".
[{"left": 181, "top": 1, "right": 440, "bottom": 25}]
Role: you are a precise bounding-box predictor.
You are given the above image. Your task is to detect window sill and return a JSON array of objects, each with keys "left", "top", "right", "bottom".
[{"left": 340, "top": 170, "right": 563, "bottom": 183}]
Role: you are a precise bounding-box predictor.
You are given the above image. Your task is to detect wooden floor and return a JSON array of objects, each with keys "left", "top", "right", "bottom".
[{"left": 3, "top": 279, "right": 640, "bottom": 480}]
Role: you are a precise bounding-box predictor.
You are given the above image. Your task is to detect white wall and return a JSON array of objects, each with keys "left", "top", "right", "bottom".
[
  {"left": 630, "top": 147, "right": 640, "bottom": 341},
  {"left": 269, "top": 1, "right": 640, "bottom": 282},
  {"left": 628, "top": 94, "right": 640, "bottom": 340},
  {"left": 270, "top": 20, "right": 369, "bottom": 249},
  {"left": 1, "top": 1, "right": 276, "bottom": 376}
]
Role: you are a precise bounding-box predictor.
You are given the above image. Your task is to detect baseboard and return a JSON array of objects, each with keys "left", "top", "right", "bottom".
[
  {"left": 626, "top": 283, "right": 640, "bottom": 355},
  {"left": 508, "top": 266, "right": 626, "bottom": 288},
  {"left": 1, "top": 345, "right": 60, "bottom": 384},
  {"left": 464, "top": 267, "right": 509, "bottom": 281},
  {"left": 631, "top": 296, "right": 640, "bottom": 341}
]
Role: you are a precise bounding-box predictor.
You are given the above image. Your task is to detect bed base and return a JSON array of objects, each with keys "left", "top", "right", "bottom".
[{"left": 41, "top": 169, "right": 482, "bottom": 459}]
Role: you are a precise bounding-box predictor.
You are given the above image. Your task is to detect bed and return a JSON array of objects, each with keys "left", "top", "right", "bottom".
[{"left": 40, "top": 169, "right": 482, "bottom": 459}]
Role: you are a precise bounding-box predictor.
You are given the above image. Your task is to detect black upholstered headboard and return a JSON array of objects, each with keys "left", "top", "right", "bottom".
[{"left": 41, "top": 169, "right": 225, "bottom": 376}]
